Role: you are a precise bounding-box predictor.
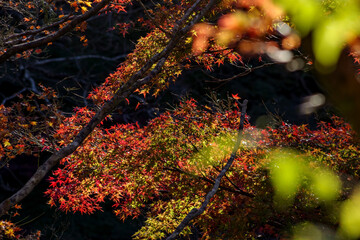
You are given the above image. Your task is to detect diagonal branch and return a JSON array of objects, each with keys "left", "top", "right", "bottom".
[
  {"left": 4, "top": 14, "right": 73, "bottom": 45},
  {"left": 0, "top": 0, "right": 111, "bottom": 64},
  {"left": 166, "top": 99, "right": 248, "bottom": 240},
  {"left": 0, "top": 0, "right": 217, "bottom": 217},
  {"left": 204, "top": 62, "right": 276, "bottom": 82},
  {"left": 33, "top": 54, "right": 128, "bottom": 65}
]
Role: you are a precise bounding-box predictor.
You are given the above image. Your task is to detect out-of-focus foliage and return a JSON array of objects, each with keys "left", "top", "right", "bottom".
[
  {"left": 275, "top": 0, "right": 360, "bottom": 68},
  {"left": 193, "top": 0, "right": 360, "bottom": 69},
  {"left": 340, "top": 188, "right": 360, "bottom": 239},
  {"left": 269, "top": 149, "right": 341, "bottom": 206}
]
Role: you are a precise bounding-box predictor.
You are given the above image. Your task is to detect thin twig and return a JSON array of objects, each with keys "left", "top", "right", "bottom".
[
  {"left": 204, "top": 62, "right": 275, "bottom": 82},
  {"left": 33, "top": 54, "right": 128, "bottom": 65}
]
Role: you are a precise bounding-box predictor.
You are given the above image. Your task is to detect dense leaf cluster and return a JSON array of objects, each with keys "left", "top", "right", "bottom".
[{"left": 42, "top": 99, "right": 360, "bottom": 239}]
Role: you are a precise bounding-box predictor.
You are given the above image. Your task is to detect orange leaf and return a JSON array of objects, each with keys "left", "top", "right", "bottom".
[
  {"left": 135, "top": 102, "right": 141, "bottom": 110},
  {"left": 14, "top": 204, "right": 22, "bottom": 209},
  {"left": 232, "top": 94, "right": 241, "bottom": 100}
]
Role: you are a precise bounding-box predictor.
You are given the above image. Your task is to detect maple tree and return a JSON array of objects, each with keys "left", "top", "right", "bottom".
[{"left": 1, "top": 0, "right": 360, "bottom": 239}]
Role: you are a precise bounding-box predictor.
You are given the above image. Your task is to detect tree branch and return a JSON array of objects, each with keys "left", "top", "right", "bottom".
[
  {"left": 204, "top": 62, "right": 275, "bottom": 82},
  {"left": 33, "top": 54, "right": 128, "bottom": 65},
  {"left": 4, "top": 14, "right": 73, "bottom": 45},
  {"left": 1, "top": 88, "right": 28, "bottom": 105},
  {"left": 0, "top": 0, "right": 111, "bottom": 63},
  {"left": 0, "top": 0, "right": 217, "bottom": 217},
  {"left": 166, "top": 99, "right": 248, "bottom": 240}
]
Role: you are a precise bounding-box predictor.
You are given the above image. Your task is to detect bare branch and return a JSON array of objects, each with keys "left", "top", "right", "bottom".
[
  {"left": 33, "top": 54, "right": 128, "bottom": 65},
  {"left": 0, "top": 0, "right": 111, "bottom": 64},
  {"left": 1, "top": 88, "right": 28, "bottom": 105},
  {"left": 166, "top": 99, "right": 248, "bottom": 240},
  {"left": 204, "top": 62, "right": 276, "bottom": 82},
  {"left": 4, "top": 14, "right": 73, "bottom": 44}
]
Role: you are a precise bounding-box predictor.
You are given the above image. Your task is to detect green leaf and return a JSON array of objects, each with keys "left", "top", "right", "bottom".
[
  {"left": 340, "top": 189, "right": 360, "bottom": 239},
  {"left": 275, "top": 0, "right": 321, "bottom": 36},
  {"left": 313, "top": 19, "right": 347, "bottom": 68},
  {"left": 269, "top": 150, "right": 304, "bottom": 201},
  {"left": 293, "top": 222, "right": 332, "bottom": 240},
  {"left": 311, "top": 169, "right": 340, "bottom": 201}
]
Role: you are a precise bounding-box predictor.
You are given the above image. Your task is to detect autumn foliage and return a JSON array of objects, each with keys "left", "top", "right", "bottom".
[
  {"left": 2, "top": 0, "right": 360, "bottom": 239},
  {"left": 37, "top": 97, "right": 358, "bottom": 239}
]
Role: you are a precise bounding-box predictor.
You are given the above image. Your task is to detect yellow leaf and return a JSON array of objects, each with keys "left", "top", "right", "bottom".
[
  {"left": 80, "top": 6, "right": 87, "bottom": 13},
  {"left": 5, "top": 228, "right": 14, "bottom": 237},
  {"left": 4, "top": 140, "right": 11, "bottom": 147},
  {"left": 83, "top": 1, "right": 92, "bottom": 7}
]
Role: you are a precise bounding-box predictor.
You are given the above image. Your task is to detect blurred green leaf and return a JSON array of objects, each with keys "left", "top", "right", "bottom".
[
  {"left": 313, "top": 19, "right": 346, "bottom": 68},
  {"left": 340, "top": 189, "right": 360, "bottom": 239},
  {"left": 269, "top": 149, "right": 341, "bottom": 207},
  {"left": 291, "top": 0, "right": 321, "bottom": 36},
  {"left": 293, "top": 222, "right": 336, "bottom": 240},
  {"left": 275, "top": 0, "right": 321, "bottom": 36},
  {"left": 293, "top": 223, "right": 324, "bottom": 240},
  {"left": 269, "top": 150, "right": 304, "bottom": 202},
  {"left": 276, "top": 0, "right": 360, "bottom": 67},
  {"left": 311, "top": 169, "right": 341, "bottom": 201}
]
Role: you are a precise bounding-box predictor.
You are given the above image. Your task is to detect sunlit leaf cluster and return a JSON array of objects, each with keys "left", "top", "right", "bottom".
[{"left": 42, "top": 97, "right": 360, "bottom": 239}]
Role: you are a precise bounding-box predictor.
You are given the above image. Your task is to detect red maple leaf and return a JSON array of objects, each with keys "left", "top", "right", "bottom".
[{"left": 232, "top": 94, "right": 241, "bottom": 100}]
